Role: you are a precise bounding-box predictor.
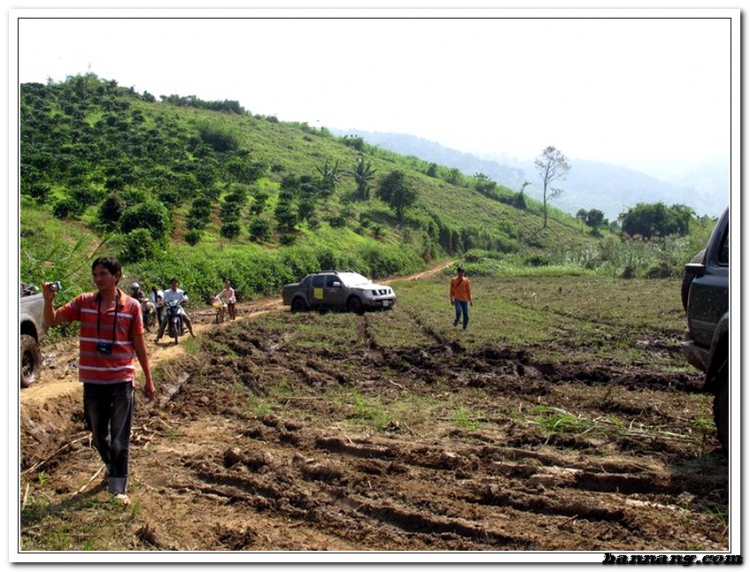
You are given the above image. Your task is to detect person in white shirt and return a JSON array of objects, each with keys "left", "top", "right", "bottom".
[
  {"left": 214, "top": 280, "right": 237, "bottom": 321},
  {"left": 155, "top": 278, "right": 195, "bottom": 341}
]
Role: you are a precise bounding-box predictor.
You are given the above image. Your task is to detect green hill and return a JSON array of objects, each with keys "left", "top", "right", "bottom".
[{"left": 20, "top": 74, "right": 601, "bottom": 302}]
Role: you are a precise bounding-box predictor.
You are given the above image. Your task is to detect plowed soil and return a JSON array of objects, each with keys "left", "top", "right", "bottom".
[{"left": 18, "top": 272, "right": 729, "bottom": 558}]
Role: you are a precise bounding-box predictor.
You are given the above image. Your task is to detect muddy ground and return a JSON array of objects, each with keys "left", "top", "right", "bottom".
[{"left": 17, "top": 283, "right": 729, "bottom": 558}]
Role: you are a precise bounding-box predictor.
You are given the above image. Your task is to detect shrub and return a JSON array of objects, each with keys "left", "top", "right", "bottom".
[
  {"left": 196, "top": 121, "right": 241, "bottom": 152},
  {"left": 120, "top": 228, "right": 154, "bottom": 263},
  {"left": 52, "top": 197, "right": 84, "bottom": 219},
  {"left": 524, "top": 254, "right": 551, "bottom": 267},
  {"left": 279, "top": 233, "right": 297, "bottom": 246},
  {"left": 23, "top": 181, "right": 52, "bottom": 204},
  {"left": 220, "top": 221, "right": 241, "bottom": 239},
  {"left": 119, "top": 201, "right": 171, "bottom": 243},
  {"left": 513, "top": 191, "right": 528, "bottom": 210},
  {"left": 644, "top": 261, "right": 676, "bottom": 279},
  {"left": 185, "top": 229, "right": 202, "bottom": 245},
  {"left": 248, "top": 218, "right": 272, "bottom": 243},
  {"left": 328, "top": 214, "right": 347, "bottom": 228},
  {"left": 98, "top": 193, "right": 126, "bottom": 230}
]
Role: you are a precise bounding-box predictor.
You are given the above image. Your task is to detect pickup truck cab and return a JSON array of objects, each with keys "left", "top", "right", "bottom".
[
  {"left": 282, "top": 271, "right": 396, "bottom": 314},
  {"left": 681, "top": 207, "right": 729, "bottom": 450}
]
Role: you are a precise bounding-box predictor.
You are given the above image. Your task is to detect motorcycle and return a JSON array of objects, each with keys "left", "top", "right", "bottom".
[
  {"left": 165, "top": 299, "right": 184, "bottom": 344},
  {"left": 213, "top": 298, "right": 227, "bottom": 324}
]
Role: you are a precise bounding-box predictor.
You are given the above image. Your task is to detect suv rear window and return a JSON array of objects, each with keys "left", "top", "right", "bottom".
[{"left": 718, "top": 225, "right": 729, "bottom": 266}]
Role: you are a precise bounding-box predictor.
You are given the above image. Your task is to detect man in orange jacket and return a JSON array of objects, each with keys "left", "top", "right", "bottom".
[{"left": 449, "top": 266, "right": 473, "bottom": 330}]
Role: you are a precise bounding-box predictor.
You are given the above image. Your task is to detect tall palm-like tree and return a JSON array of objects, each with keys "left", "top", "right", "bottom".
[
  {"left": 316, "top": 159, "right": 341, "bottom": 197},
  {"left": 348, "top": 155, "right": 376, "bottom": 201}
]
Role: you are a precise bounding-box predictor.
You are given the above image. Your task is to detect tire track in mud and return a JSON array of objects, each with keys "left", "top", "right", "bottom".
[{"left": 151, "top": 392, "right": 725, "bottom": 552}]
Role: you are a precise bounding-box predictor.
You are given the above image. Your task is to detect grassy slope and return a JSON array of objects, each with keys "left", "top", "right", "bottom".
[{"left": 20, "top": 77, "right": 600, "bottom": 300}]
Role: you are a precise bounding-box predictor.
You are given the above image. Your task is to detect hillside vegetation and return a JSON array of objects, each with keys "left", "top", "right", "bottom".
[{"left": 19, "top": 74, "right": 712, "bottom": 304}]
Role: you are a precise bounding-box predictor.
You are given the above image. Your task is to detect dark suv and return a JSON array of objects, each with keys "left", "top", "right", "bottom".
[{"left": 681, "top": 206, "right": 729, "bottom": 451}]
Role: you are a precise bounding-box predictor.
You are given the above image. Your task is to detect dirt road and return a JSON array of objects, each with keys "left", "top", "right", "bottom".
[{"left": 18, "top": 265, "right": 728, "bottom": 556}]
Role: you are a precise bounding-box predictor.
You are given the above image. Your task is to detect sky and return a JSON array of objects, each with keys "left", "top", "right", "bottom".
[{"left": 12, "top": 8, "right": 737, "bottom": 176}]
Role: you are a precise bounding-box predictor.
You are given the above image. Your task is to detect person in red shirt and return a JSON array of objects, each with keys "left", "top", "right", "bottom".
[
  {"left": 449, "top": 265, "right": 473, "bottom": 330},
  {"left": 43, "top": 256, "right": 155, "bottom": 506}
]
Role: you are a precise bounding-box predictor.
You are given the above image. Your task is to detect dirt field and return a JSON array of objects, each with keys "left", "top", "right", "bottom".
[{"left": 17, "top": 272, "right": 729, "bottom": 559}]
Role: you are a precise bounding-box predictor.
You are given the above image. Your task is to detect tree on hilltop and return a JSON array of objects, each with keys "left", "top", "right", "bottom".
[
  {"left": 376, "top": 170, "right": 417, "bottom": 222},
  {"left": 534, "top": 146, "right": 571, "bottom": 229}
]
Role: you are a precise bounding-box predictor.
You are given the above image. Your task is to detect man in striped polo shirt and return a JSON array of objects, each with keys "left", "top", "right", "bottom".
[{"left": 43, "top": 256, "right": 155, "bottom": 506}]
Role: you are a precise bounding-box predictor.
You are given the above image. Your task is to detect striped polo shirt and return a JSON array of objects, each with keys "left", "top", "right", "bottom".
[{"left": 57, "top": 289, "right": 144, "bottom": 385}]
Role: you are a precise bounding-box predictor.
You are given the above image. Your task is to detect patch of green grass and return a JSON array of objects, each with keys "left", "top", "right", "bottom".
[
  {"left": 532, "top": 405, "right": 593, "bottom": 436},
  {"left": 241, "top": 395, "right": 272, "bottom": 416},
  {"left": 351, "top": 393, "right": 393, "bottom": 428},
  {"left": 181, "top": 336, "right": 200, "bottom": 354},
  {"left": 454, "top": 407, "right": 482, "bottom": 430}
]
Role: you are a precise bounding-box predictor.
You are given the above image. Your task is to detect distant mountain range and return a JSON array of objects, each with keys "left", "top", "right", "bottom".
[{"left": 333, "top": 129, "right": 728, "bottom": 222}]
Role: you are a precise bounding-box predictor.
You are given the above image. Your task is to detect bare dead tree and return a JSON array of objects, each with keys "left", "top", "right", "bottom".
[{"left": 534, "top": 146, "right": 571, "bottom": 229}]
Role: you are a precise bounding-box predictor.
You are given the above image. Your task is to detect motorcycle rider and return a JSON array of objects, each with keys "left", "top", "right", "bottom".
[
  {"left": 214, "top": 280, "right": 237, "bottom": 321},
  {"left": 130, "top": 282, "right": 146, "bottom": 303},
  {"left": 155, "top": 278, "right": 196, "bottom": 341},
  {"left": 131, "top": 282, "right": 154, "bottom": 331}
]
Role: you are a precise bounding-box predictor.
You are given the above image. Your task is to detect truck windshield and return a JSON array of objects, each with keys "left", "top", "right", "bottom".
[{"left": 337, "top": 272, "right": 372, "bottom": 287}]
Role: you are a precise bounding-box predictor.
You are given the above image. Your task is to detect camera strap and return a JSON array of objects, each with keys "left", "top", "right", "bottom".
[{"left": 96, "top": 291, "right": 120, "bottom": 346}]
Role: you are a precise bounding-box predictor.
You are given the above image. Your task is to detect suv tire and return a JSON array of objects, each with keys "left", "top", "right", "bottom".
[
  {"left": 712, "top": 357, "right": 729, "bottom": 453},
  {"left": 346, "top": 296, "right": 364, "bottom": 314},
  {"left": 21, "top": 334, "right": 41, "bottom": 388},
  {"left": 291, "top": 297, "right": 308, "bottom": 313}
]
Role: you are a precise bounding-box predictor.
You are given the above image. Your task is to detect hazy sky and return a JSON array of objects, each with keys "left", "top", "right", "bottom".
[{"left": 13, "top": 8, "right": 736, "bottom": 174}]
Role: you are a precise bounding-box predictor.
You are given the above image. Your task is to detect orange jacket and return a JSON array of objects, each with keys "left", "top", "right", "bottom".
[{"left": 450, "top": 275, "right": 472, "bottom": 302}]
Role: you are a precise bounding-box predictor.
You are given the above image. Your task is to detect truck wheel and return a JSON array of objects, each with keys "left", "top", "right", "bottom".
[
  {"left": 21, "top": 334, "right": 41, "bottom": 388},
  {"left": 712, "top": 357, "right": 729, "bottom": 453},
  {"left": 346, "top": 296, "right": 364, "bottom": 314},
  {"left": 291, "top": 297, "right": 308, "bottom": 313}
]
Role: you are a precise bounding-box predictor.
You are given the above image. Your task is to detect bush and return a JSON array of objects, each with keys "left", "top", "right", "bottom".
[
  {"left": 120, "top": 201, "right": 171, "bottom": 243},
  {"left": 248, "top": 218, "right": 272, "bottom": 243},
  {"left": 185, "top": 229, "right": 203, "bottom": 245},
  {"left": 98, "top": 193, "right": 126, "bottom": 230},
  {"left": 120, "top": 228, "right": 154, "bottom": 263},
  {"left": 23, "top": 181, "right": 52, "bottom": 204},
  {"left": 220, "top": 221, "right": 241, "bottom": 239},
  {"left": 279, "top": 233, "right": 297, "bottom": 246},
  {"left": 524, "top": 254, "right": 551, "bottom": 267},
  {"left": 644, "top": 261, "right": 676, "bottom": 279},
  {"left": 53, "top": 197, "right": 85, "bottom": 219},
  {"left": 197, "top": 121, "right": 241, "bottom": 153}
]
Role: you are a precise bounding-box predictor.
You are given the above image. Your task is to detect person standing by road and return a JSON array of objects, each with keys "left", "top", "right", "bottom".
[
  {"left": 155, "top": 278, "right": 196, "bottom": 341},
  {"left": 214, "top": 280, "right": 237, "bottom": 321},
  {"left": 150, "top": 285, "right": 164, "bottom": 329},
  {"left": 42, "top": 256, "right": 155, "bottom": 506},
  {"left": 449, "top": 265, "right": 473, "bottom": 330}
]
